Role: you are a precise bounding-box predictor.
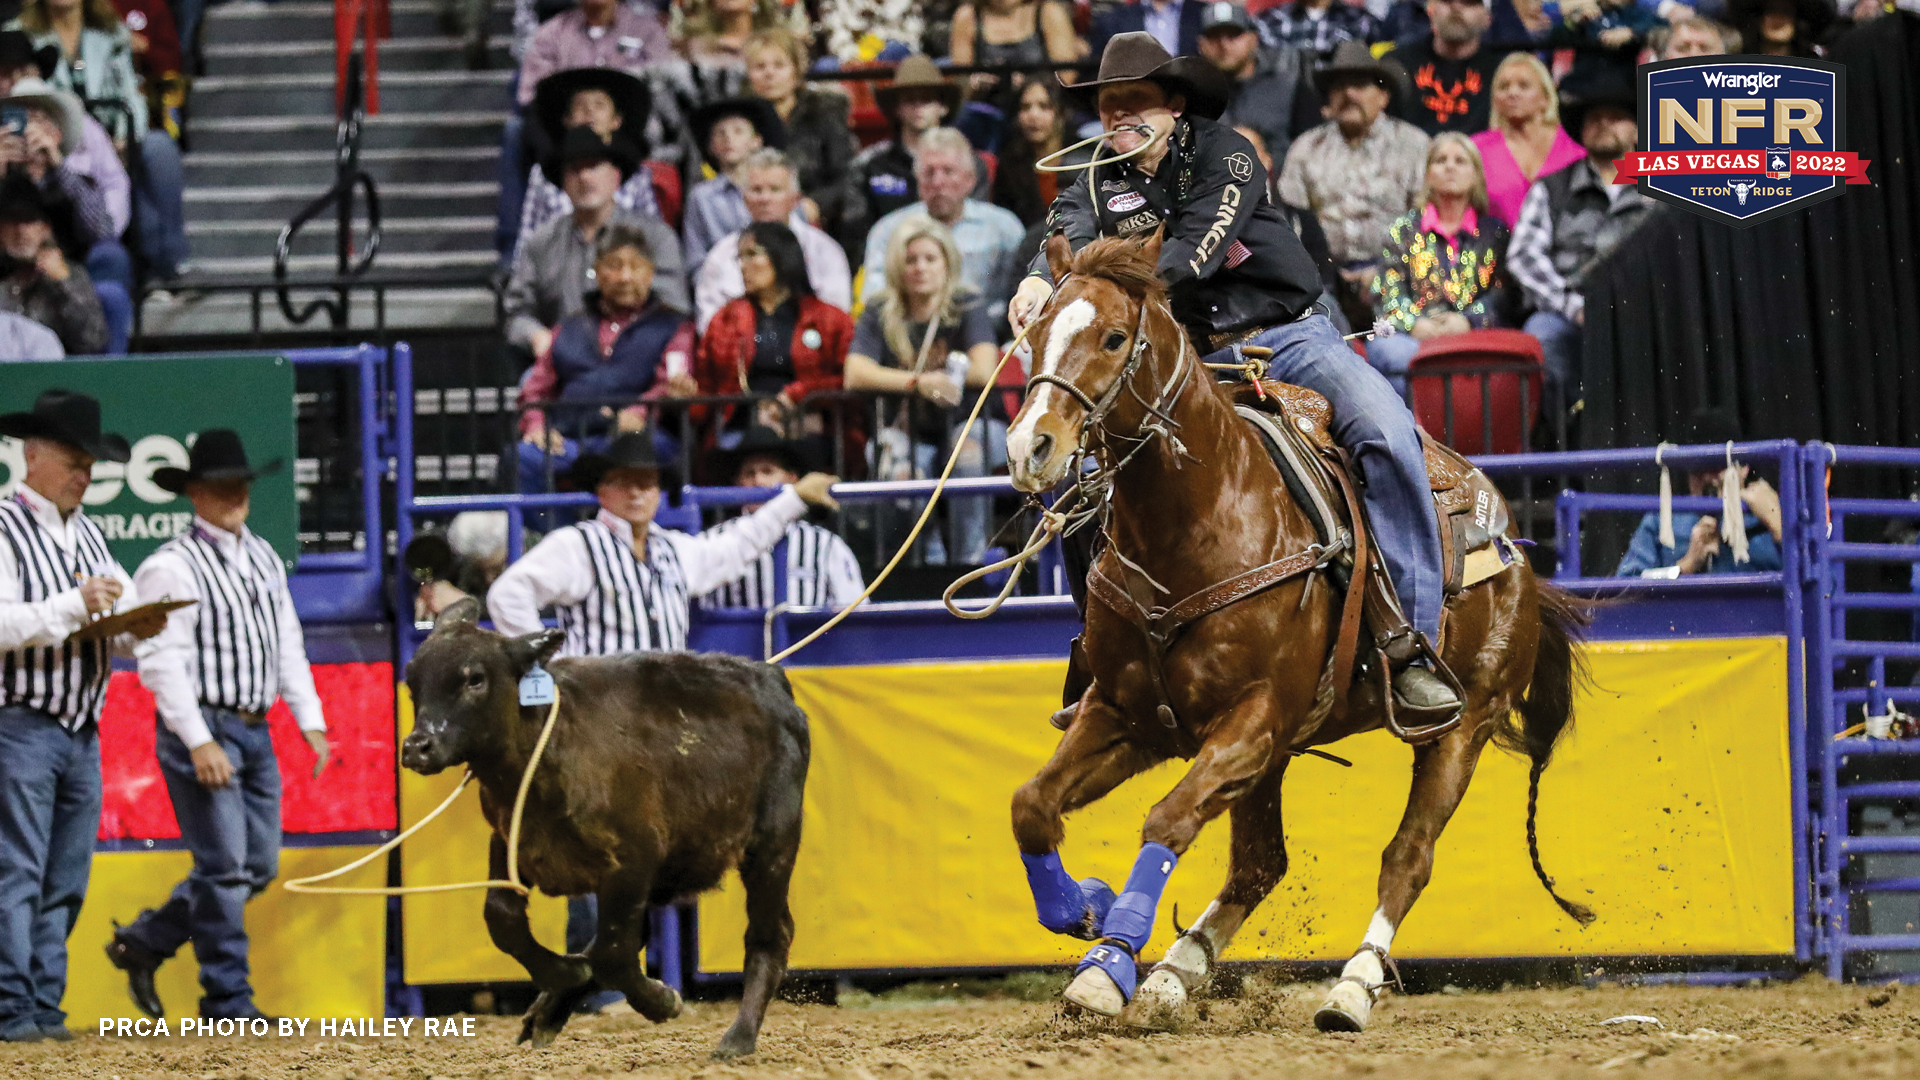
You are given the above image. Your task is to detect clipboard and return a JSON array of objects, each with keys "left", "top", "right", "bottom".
[{"left": 68, "top": 599, "right": 196, "bottom": 642}]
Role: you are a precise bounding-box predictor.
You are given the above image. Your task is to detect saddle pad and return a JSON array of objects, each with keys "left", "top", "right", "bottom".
[
  {"left": 1460, "top": 536, "right": 1522, "bottom": 590},
  {"left": 1236, "top": 405, "right": 1345, "bottom": 553}
]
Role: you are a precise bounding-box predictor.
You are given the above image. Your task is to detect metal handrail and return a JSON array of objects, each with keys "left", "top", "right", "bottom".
[{"left": 273, "top": 50, "right": 382, "bottom": 328}]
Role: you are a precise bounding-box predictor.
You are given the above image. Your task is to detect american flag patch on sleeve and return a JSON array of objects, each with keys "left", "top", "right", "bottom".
[{"left": 1225, "top": 240, "right": 1252, "bottom": 268}]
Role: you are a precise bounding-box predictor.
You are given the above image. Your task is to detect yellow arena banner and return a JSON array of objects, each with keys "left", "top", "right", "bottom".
[
  {"left": 699, "top": 636, "right": 1792, "bottom": 971},
  {"left": 72, "top": 847, "right": 385, "bottom": 1020}
]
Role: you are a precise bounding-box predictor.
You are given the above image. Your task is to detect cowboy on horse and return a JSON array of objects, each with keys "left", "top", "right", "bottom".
[{"left": 1009, "top": 32, "right": 1458, "bottom": 727}]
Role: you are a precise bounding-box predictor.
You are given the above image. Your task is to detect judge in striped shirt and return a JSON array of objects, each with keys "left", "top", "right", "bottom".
[
  {"left": 699, "top": 426, "right": 864, "bottom": 611},
  {"left": 0, "top": 389, "right": 165, "bottom": 1043},
  {"left": 105, "top": 429, "right": 331, "bottom": 1023}
]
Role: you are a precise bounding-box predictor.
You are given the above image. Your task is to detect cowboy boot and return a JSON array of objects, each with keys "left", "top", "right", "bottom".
[
  {"left": 1362, "top": 567, "right": 1463, "bottom": 726},
  {"left": 1049, "top": 635, "right": 1092, "bottom": 731},
  {"left": 105, "top": 922, "right": 166, "bottom": 1019}
]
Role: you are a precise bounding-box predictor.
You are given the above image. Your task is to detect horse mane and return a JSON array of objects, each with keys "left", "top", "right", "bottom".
[{"left": 1067, "top": 236, "right": 1168, "bottom": 303}]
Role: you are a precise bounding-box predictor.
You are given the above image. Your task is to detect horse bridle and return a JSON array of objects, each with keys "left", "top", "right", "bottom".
[{"left": 1024, "top": 281, "right": 1194, "bottom": 457}]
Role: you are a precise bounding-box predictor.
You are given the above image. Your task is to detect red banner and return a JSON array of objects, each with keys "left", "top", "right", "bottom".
[
  {"left": 97, "top": 662, "right": 397, "bottom": 840},
  {"left": 1612, "top": 150, "right": 1872, "bottom": 185}
]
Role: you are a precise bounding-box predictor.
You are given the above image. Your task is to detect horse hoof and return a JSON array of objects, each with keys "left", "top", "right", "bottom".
[
  {"left": 1121, "top": 969, "right": 1188, "bottom": 1030},
  {"left": 711, "top": 1025, "right": 756, "bottom": 1060},
  {"left": 1064, "top": 965, "right": 1127, "bottom": 1017},
  {"left": 1313, "top": 980, "right": 1374, "bottom": 1033},
  {"left": 650, "top": 987, "right": 685, "bottom": 1023}
]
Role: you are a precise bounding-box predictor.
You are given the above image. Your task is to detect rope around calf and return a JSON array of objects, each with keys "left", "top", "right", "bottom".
[{"left": 283, "top": 694, "right": 564, "bottom": 897}]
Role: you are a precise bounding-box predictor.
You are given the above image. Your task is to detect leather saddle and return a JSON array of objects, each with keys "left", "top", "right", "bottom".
[{"left": 1230, "top": 380, "right": 1520, "bottom": 601}]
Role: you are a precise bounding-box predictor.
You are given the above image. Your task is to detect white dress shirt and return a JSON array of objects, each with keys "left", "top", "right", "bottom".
[
  {"left": 132, "top": 517, "right": 326, "bottom": 750},
  {"left": 488, "top": 487, "right": 809, "bottom": 648},
  {"left": 0, "top": 483, "right": 137, "bottom": 655},
  {"left": 693, "top": 215, "right": 853, "bottom": 331}
]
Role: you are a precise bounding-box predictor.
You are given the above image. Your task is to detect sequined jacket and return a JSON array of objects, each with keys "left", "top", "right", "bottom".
[{"left": 1372, "top": 204, "right": 1511, "bottom": 332}]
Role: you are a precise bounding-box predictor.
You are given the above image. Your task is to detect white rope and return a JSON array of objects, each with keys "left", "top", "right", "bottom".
[
  {"left": 1721, "top": 440, "right": 1749, "bottom": 564},
  {"left": 1034, "top": 125, "right": 1160, "bottom": 173},
  {"left": 1655, "top": 442, "right": 1676, "bottom": 551}
]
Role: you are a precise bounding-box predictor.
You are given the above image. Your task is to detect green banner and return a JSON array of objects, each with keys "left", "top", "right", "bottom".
[{"left": 0, "top": 355, "right": 298, "bottom": 570}]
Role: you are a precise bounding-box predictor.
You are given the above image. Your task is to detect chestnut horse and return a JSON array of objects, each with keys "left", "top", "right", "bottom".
[{"left": 1005, "top": 232, "right": 1591, "bottom": 1032}]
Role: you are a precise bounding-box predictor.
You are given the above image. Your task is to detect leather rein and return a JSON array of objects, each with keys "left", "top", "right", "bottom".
[{"left": 1026, "top": 283, "right": 1351, "bottom": 731}]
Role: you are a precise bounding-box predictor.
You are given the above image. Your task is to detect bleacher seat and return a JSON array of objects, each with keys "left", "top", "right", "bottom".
[{"left": 1406, "top": 329, "right": 1545, "bottom": 456}]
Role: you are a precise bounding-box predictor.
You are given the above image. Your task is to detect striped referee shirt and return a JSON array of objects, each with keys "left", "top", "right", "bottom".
[
  {"left": 488, "top": 488, "right": 809, "bottom": 657},
  {"left": 132, "top": 518, "right": 325, "bottom": 750},
  {"left": 0, "top": 486, "right": 138, "bottom": 732},
  {"left": 697, "top": 520, "right": 864, "bottom": 610}
]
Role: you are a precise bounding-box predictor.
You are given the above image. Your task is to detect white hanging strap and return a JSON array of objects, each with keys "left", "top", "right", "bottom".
[
  {"left": 1721, "top": 441, "right": 1750, "bottom": 564},
  {"left": 1655, "top": 442, "right": 1676, "bottom": 551}
]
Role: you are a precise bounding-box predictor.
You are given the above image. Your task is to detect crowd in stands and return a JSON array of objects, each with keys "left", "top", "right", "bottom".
[
  {"left": 490, "top": 0, "right": 1888, "bottom": 565},
  {"left": 0, "top": 0, "right": 188, "bottom": 357}
]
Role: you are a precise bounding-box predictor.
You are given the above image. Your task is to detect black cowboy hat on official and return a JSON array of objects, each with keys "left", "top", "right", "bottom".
[
  {"left": 0, "top": 389, "right": 131, "bottom": 463},
  {"left": 539, "top": 125, "right": 642, "bottom": 187},
  {"left": 1556, "top": 62, "right": 1638, "bottom": 143},
  {"left": 152, "top": 428, "right": 284, "bottom": 495},
  {"left": 873, "top": 55, "right": 963, "bottom": 120},
  {"left": 1312, "top": 40, "right": 1411, "bottom": 108},
  {"left": 568, "top": 431, "right": 680, "bottom": 494},
  {"left": 690, "top": 96, "right": 788, "bottom": 171},
  {"left": 1061, "top": 32, "right": 1233, "bottom": 121},
  {"left": 0, "top": 172, "right": 48, "bottom": 225},
  {"left": 714, "top": 425, "right": 818, "bottom": 483},
  {"left": 531, "top": 66, "right": 653, "bottom": 159}
]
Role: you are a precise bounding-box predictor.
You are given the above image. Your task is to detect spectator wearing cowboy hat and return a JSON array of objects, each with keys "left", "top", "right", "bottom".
[
  {"left": 513, "top": 66, "right": 670, "bottom": 263},
  {"left": 1730, "top": 0, "right": 1836, "bottom": 58},
  {"left": 105, "top": 429, "right": 331, "bottom": 1025},
  {"left": 699, "top": 425, "right": 865, "bottom": 610},
  {"left": 0, "top": 175, "right": 106, "bottom": 355},
  {"left": 838, "top": 56, "right": 989, "bottom": 265},
  {"left": 1278, "top": 40, "right": 1428, "bottom": 331},
  {"left": 1614, "top": 408, "right": 1784, "bottom": 578},
  {"left": 1507, "top": 62, "right": 1651, "bottom": 409},
  {"left": 505, "top": 127, "right": 689, "bottom": 367},
  {"left": 682, "top": 95, "right": 786, "bottom": 277},
  {"left": 0, "top": 389, "right": 165, "bottom": 1042},
  {"left": 1199, "top": 2, "right": 1321, "bottom": 173},
  {"left": 515, "top": 222, "right": 696, "bottom": 519}
]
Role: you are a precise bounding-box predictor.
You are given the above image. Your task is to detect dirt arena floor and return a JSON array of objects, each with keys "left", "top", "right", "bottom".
[{"left": 5, "top": 976, "right": 1915, "bottom": 1080}]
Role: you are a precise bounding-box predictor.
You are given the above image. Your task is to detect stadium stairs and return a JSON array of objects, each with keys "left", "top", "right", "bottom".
[{"left": 138, "top": 0, "right": 515, "bottom": 343}]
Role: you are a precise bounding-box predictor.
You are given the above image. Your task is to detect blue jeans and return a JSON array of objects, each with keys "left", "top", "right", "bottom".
[
  {"left": 174, "top": 0, "right": 209, "bottom": 65},
  {"left": 1201, "top": 313, "right": 1445, "bottom": 643},
  {"left": 0, "top": 707, "right": 101, "bottom": 1038},
  {"left": 1524, "top": 309, "right": 1579, "bottom": 411},
  {"left": 1365, "top": 332, "right": 1423, "bottom": 400},
  {"left": 495, "top": 98, "right": 526, "bottom": 261},
  {"left": 135, "top": 131, "right": 190, "bottom": 280},
  {"left": 121, "top": 709, "right": 281, "bottom": 1017},
  {"left": 949, "top": 416, "right": 1009, "bottom": 564},
  {"left": 85, "top": 242, "right": 132, "bottom": 354}
]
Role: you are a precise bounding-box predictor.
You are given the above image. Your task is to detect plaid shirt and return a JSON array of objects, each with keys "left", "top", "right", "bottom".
[
  {"left": 1277, "top": 116, "right": 1429, "bottom": 265},
  {"left": 1255, "top": 1, "right": 1379, "bottom": 58},
  {"left": 1507, "top": 158, "right": 1652, "bottom": 322}
]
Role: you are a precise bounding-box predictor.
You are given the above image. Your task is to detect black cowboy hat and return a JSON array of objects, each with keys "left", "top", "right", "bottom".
[
  {"left": 714, "top": 425, "right": 817, "bottom": 483},
  {"left": 567, "top": 431, "right": 679, "bottom": 493},
  {"left": 1062, "top": 31, "right": 1233, "bottom": 121},
  {"left": 690, "top": 96, "right": 787, "bottom": 171},
  {"left": 1557, "top": 62, "right": 1638, "bottom": 142},
  {"left": 0, "top": 30, "right": 58, "bottom": 81},
  {"left": 874, "top": 55, "right": 963, "bottom": 120},
  {"left": 531, "top": 66, "right": 652, "bottom": 159},
  {"left": 0, "top": 389, "right": 130, "bottom": 463},
  {"left": 152, "top": 428, "right": 283, "bottom": 495},
  {"left": 1313, "top": 40, "right": 1412, "bottom": 108},
  {"left": 538, "top": 125, "right": 642, "bottom": 188}
]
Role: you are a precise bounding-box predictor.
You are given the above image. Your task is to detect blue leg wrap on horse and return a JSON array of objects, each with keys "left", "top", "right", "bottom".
[
  {"left": 1075, "top": 939, "right": 1139, "bottom": 1001},
  {"left": 1023, "top": 852, "right": 1087, "bottom": 933},
  {"left": 1102, "top": 843, "right": 1178, "bottom": 953}
]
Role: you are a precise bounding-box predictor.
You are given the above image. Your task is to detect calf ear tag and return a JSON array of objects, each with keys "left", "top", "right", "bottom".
[{"left": 519, "top": 663, "right": 555, "bottom": 707}]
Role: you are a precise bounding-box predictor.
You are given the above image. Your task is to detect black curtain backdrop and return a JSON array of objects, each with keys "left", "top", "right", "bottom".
[{"left": 1581, "top": 14, "right": 1920, "bottom": 453}]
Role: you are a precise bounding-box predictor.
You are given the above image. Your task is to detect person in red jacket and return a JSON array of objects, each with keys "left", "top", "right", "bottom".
[{"left": 690, "top": 220, "right": 851, "bottom": 470}]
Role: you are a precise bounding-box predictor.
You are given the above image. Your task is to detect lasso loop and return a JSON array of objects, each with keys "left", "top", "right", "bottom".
[{"left": 1035, "top": 124, "right": 1160, "bottom": 173}]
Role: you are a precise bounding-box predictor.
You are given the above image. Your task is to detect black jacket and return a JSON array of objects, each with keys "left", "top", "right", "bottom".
[
  {"left": 782, "top": 88, "right": 855, "bottom": 233},
  {"left": 1028, "top": 114, "right": 1323, "bottom": 344}
]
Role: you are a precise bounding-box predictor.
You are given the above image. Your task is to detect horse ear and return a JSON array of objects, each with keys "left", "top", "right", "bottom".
[
  {"left": 1045, "top": 231, "right": 1072, "bottom": 282},
  {"left": 1135, "top": 225, "right": 1165, "bottom": 265},
  {"left": 430, "top": 597, "right": 482, "bottom": 636}
]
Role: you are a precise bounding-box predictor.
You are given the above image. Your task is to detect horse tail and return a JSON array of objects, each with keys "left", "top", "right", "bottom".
[{"left": 1494, "top": 580, "right": 1597, "bottom": 927}]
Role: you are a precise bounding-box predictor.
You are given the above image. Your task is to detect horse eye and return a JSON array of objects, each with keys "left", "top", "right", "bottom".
[{"left": 1104, "top": 331, "right": 1127, "bottom": 350}]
